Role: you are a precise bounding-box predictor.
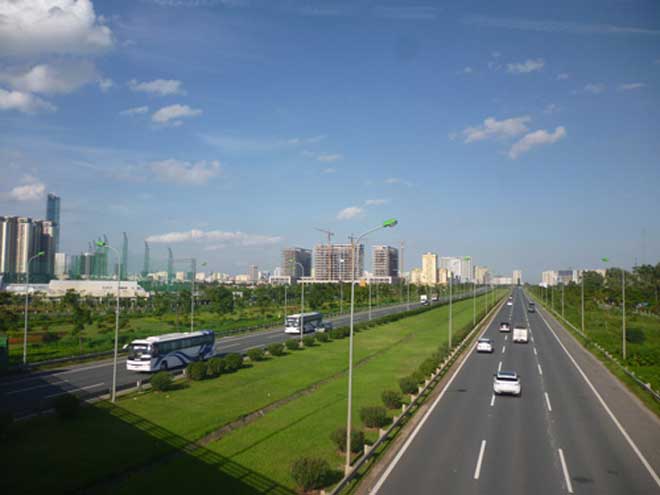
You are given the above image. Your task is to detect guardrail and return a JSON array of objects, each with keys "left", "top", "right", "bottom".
[
  {"left": 526, "top": 290, "right": 660, "bottom": 404},
  {"left": 329, "top": 292, "right": 506, "bottom": 495}
]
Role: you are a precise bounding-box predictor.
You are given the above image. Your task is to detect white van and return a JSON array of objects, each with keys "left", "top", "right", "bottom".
[{"left": 513, "top": 326, "right": 529, "bottom": 343}]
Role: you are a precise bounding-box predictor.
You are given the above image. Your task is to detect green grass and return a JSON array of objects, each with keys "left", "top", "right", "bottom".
[{"left": 2, "top": 291, "right": 506, "bottom": 495}]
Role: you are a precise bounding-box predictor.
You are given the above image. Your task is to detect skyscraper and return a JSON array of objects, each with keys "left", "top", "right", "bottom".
[
  {"left": 422, "top": 252, "right": 438, "bottom": 285},
  {"left": 513, "top": 270, "right": 522, "bottom": 285},
  {"left": 282, "top": 247, "right": 312, "bottom": 279},
  {"left": 373, "top": 245, "right": 399, "bottom": 278},
  {"left": 46, "top": 193, "right": 61, "bottom": 252},
  {"left": 249, "top": 264, "right": 259, "bottom": 283},
  {"left": 313, "top": 244, "right": 363, "bottom": 281}
]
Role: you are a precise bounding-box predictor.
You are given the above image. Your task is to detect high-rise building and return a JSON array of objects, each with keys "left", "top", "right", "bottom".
[
  {"left": 249, "top": 264, "right": 259, "bottom": 283},
  {"left": 513, "top": 270, "right": 522, "bottom": 285},
  {"left": 46, "top": 193, "right": 61, "bottom": 252},
  {"left": 474, "top": 266, "right": 490, "bottom": 284},
  {"left": 437, "top": 267, "right": 449, "bottom": 285},
  {"left": 440, "top": 256, "right": 472, "bottom": 282},
  {"left": 0, "top": 216, "right": 55, "bottom": 280},
  {"left": 54, "top": 252, "right": 67, "bottom": 279},
  {"left": 422, "top": 252, "right": 438, "bottom": 285},
  {"left": 314, "top": 244, "right": 363, "bottom": 281},
  {"left": 373, "top": 245, "right": 399, "bottom": 278},
  {"left": 282, "top": 247, "right": 312, "bottom": 279},
  {"left": 410, "top": 267, "right": 423, "bottom": 284},
  {"left": 0, "top": 216, "right": 18, "bottom": 275}
]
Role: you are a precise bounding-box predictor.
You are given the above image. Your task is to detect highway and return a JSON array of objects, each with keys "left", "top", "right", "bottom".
[
  {"left": 367, "top": 287, "right": 660, "bottom": 495},
  {"left": 0, "top": 291, "right": 483, "bottom": 419}
]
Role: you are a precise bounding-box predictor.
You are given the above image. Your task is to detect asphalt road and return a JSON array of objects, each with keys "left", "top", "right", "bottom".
[
  {"left": 369, "top": 287, "right": 660, "bottom": 495},
  {"left": 0, "top": 290, "right": 484, "bottom": 418}
]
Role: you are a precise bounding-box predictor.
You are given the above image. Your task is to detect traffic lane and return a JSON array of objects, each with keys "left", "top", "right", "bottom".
[
  {"left": 525, "top": 296, "right": 659, "bottom": 494},
  {"left": 375, "top": 302, "right": 509, "bottom": 495}
]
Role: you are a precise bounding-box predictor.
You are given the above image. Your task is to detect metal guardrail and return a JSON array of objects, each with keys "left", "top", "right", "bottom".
[
  {"left": 526, "top": 290, "right": 660, "bottom": 404},
  {"left": 330, "top": 293, "right": 506, "bottom": 495}
]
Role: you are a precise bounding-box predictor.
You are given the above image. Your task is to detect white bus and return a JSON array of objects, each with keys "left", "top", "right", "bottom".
[
  {"left": 126, "top": 329, "right": 216, "bottom": 372},
  {"left": 284, "top": 312, "right": 323, "bottom": 334}
]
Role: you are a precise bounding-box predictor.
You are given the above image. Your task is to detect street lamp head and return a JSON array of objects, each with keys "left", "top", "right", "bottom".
[
  {"left": 96, "top": 240, "right": 107, "bottom": 248},
  {"left": 36, "top": 251, "right": 45, "bottom": 257},
  {"left": 601, "top": 257, "right": 610, "bottom": 263},
  {"left": 383, "top": 218, "right": 398, "bottom": 228}
]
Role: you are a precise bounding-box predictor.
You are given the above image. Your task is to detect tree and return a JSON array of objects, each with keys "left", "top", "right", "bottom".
[{"left": 205, "top": 286, "right": 234, "bottom": 314}]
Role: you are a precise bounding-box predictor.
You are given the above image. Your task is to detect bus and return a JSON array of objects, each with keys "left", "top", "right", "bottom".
[
  {"left": 126, "top": 330, "right": 216, "bottom": 372},
  {"left": 284, "top": 312, "right": 323, "bottom": 334}
]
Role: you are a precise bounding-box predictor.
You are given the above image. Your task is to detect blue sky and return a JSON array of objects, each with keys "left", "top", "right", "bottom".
[{"left": 1, "top": 0, "right": 659, "bottom": 281}]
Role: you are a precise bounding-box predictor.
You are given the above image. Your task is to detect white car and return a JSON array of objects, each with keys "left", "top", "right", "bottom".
[
  {"left": 499, "top": 322, "right": 511, "bottom": 332},
  {"left": 493, "top": 371, "right": 521, "bottom": 396},
  {"left": 506, "top": 300, "right": 513, "bottom": 306},
  {"left": 513, "top": 326, "right": 529, "bottom": 343},
  {"left": 476, "top": 338, "right": 494, "bottom": 353}
]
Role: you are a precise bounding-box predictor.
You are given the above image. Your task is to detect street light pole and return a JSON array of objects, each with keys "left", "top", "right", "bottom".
[
  {"left": 368, "top": 279, "right": 372, "bottom": 321},
  {"left": 290, "top": 260, "right": 306, "bottom": 342},
  {"left": 407, "top": 280, "right": 410, "bottom": 310},
  {"left": 561, "top": 283, "right": 565, "bottom": 318},
  {"left": 581, "top": 274, "right": 585, "bottom": 335},
  {"left": 622, "top": 269, "right": 626, "bottom": 360},
  {"left": 345, "top": 218, "right": 397, "bottom": 475},
  {"left": 472, "top": 281, "right": 476, "bottom": 327},
  {"left": 449, "top": 271, "right": 453, "bottom": 349},
  {"left": 23, "top": 251, "right": 44, "bottom": 365}
]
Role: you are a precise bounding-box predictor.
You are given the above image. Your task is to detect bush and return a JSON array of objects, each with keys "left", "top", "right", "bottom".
[
  {"left": 381, "top": 390, "right": 403, "bottom": 409},
  {"left": 399, "top": 376, "right": 417, "bottom": 395},
  {"left": 329, "top": 328, "right": 347, "bottom": 339},
  {"left": 412, "top": 370, "right": 426, "bottom": 384},
  {"left": 42, "top": 331, "right": 61, "bottom": 343},
  {"left": 0, "top": 410, "right": 13, "bottom": 440},
  {"left": 54, "top": 394, "right": 80, "bottom": 420},
  {"left": 316, "top": 332, "right": 330, "bottom": 343},
  {"left": 285, "top": 339, "right": 300, "bottom": 351},
  {"left": 187, "top": 361, "right": 207, "bottom": 381},
  {"left": 360, "top": 406, "right": 390, "bottom": 428},
  {"left": 224, "top": 353, "right": 243, "bottom": 372},
  {"left": 207, "top": 357, "right": 226, "bottom": 377},
  {"left": 291, "top": 457, "right": 331, "bottom": 492},
  {"left": 150, "top": 371, "right": 173, "bottom": 391},
  {"left": 302, "top": 335, "right": 315, "bottom": 347},
  {"left": 267, "top": 343, "right": 285, "bottom": 356},
  {"left": 419, "top": 357, "right": 437, "bottom": 378},
  {"left": 247, "top": 347, "right": 265, "bottom": 362},
  {"left": 330, "top": 427, "right": 365, "bottom": 453}
]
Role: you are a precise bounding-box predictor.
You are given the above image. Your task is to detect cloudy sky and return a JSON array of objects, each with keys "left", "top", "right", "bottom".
[{"left": 1, "top": 0, "right": 659, "bottom": 281}]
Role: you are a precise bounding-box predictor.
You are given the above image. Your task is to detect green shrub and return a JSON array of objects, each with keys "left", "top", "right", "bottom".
[
  {"left": 267, "top": 343, "right": 285, "bottom": 356},
  {"left": 329, "top": 328, "right": 347, "bottom": 339},
  {"left": 285, "top": 339, "right": 300, "bottom": 351},
  {"left": 207, "top": 357, "right": 226, "bottom": 377},
  {"left": 360, "top": 406, "right": 390, "bottom": 428},
  {"left": 412, "top": 370, "right": 426, "bottom": 384},
  {"left": 54, "top": 394, "right": 80, "bottom": 420},
  {"left": 187, "top": 361, "right": 207, "bottom": 381},
  {"left": 150, "top": 371, "right": 173, "bottom": 391},
  {"left": 381, "top": 390, "right": 403, "bottom": 409},
  {"left": 399, "top": 376, "right": 417, "bottom": 395},
  {"left": 290, "top": 457, "right": 331, "bottom": 492},
  {"left": 302, "top": 335, "right": 315, "bottom": 347},
  {"left": 0, "top": 410, "right": 13, "bottom": 440},
  {"left": 330, "top": 427, "right": 365, "bottom": 453},
  {"left": 224, "top": 353, "right": 243, "bottom": 372},
  {"left": 316, "top": 332, "right": 330, "bottom": 343},
  {"left": 419, "top": 357, "right": 437, "bottom": 377},
  {"left": 42, "top": 332, "right": 61, "bottom": 343},
  {"left": 247, "top": 347, "right": 265, "bottom": 362}
]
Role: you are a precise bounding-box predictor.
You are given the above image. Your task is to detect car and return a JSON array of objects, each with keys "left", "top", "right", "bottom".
[
  {"left": 506, "top": 300, "right": 513, "bottom": 306},
  {"left": 528, "top": 304, "right": 536, "bottom": 313},
  {"left": 499, "top": 322, "right": 511, "bottom": 332},
  {"left": 513, "top": 326, "right": 529, "bottom": 343},
  {"left": 476, "top": 338, "right": 494, "bottom": 353},
  {"left": 493, "top": 371, "right": 521, "bottom": 396},
  {"left": 316, "top": 322, "right": 333, "bottom": 333}
]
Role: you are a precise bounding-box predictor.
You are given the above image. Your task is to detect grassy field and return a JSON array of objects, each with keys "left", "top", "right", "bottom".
[{"left": 2, "top": 290, "right": 506, "bottom": 495}]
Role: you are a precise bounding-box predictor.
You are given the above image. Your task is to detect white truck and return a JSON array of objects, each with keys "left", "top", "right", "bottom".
[
  {"left": 420, "top": 294, "right": 429, "bottom": 305},
  {"left": 513, "top": 326, "right": 529, "bottom": 343}
]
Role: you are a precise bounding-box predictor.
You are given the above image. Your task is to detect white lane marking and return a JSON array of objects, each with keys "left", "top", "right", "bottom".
[
  {"left": 558, "top": 448, "right": 574, "bottom": 494},
  {"left": 538, "top": 364, "right": 543, "bottom": 376},
  {"left": 537, "top": 307, "right": 660, "bottom": 489},
  {"left": 369, "top": 300, "right": 505, "bottom": 494},
  {"left": 502, "top": 345, "right": 506, "bottom": 354},
  {"left": 490, "top": 394, "right": 495, "bottom": 407},
  {"left": 498, "top": 361, "right": 502, "bottom": 372},
  {"left": 6, "top": 382, "right": 61, "bottom": 395},
  {"left": 473, "top": 440, "right": 487, "bottom": 480},
  {"left": 533, "top": 347, "right": 538, "bottom": 356},
  {"left": 505, "top": 335, "right": 508, "bottom": 341},
  {"left": 45, "top": 382, "right": 106, "bottom": 399},
  {"left": 545, "top": 392, "right": 552, "bottom": 412}
]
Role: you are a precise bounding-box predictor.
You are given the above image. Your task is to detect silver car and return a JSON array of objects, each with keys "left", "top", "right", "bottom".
[{"left": 493, "top": 371, "right": 521, "bottom": 396}]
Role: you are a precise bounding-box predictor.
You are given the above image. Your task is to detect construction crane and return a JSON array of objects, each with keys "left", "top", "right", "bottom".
[{"left": 315, "top": 228, "right": 335, "bottom": 281}]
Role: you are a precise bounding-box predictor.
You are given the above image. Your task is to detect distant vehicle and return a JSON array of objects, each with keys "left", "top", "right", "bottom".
[
  {"left": 506, "top": 300, "right": 513, "bottom": 306},
  {"left": 476, "top": 338, "right": 494, "bottom": 353},
  {"left": 528, "top": 303, "right": 536, "bottom": 313},
  {"left": 499, "top": 322, "right": 511, "bottom": 332},
  {"left": 431, "top": 295, "right": 438, "bottom": 302},
  {"left": 285, "top": 312, "right": 323, "bottom": 334},
  {"left": 126, "top": 330, "right": 215, "bottom": 372},
  {"left": 493, "top": 371, "right": 521, "bottom": 396},
  {"left": 316, "top": 321, "right": 333, "bottom": 333},
  {"left": 513, "top": 326, "right": 529, "bottom": 343},
  {"left": 420, "top": 295, "right": 429, "bottom": 305}
]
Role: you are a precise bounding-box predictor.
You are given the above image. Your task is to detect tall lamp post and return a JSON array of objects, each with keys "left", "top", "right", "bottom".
[
  {"left": 602, "top": 258, "right": 626, "bottom": 360},
  {"left": 290, "top": 260, "right": 306, "bottom": 342},
  {"left": 581, "top": 271, "right": 585, "bottom": 335},
  {"left": 23, "top": 251, "right": 45, "bottom": 365},
  {"left": 345, "top": 218, "right": 397, "bottom": 474},
  {"left": 449, "top": 271, "right": 453, "bottom": 348},
  {"left": 96, "top": 241, "right": 121, "bottom": 402}
]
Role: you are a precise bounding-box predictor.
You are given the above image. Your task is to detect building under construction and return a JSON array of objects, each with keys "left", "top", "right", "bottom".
[
  {"left": 372, "top": 245, "right": 399, "bottom": 278},
  {"left": 313, "top": 244, "right": 363, "bottom": 282}
]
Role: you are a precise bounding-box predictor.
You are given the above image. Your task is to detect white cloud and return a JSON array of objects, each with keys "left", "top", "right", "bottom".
[
  {"left": 508, "top": 126, "right": 566, "bottom": 159},
  {"left": 152, "top": 104, "right": 202, "bottom": 125},
  {"left": 618, "top": 82, "right": 645, "bottom": 91},
  {"left": 0, "top": 61, "right": 98, "bottom": 95},
  {"left": 557, "top": 73, "right": 569, "bottom": 80},
  {"left": 337, "top": 206, "right": 364, "bottom": 220},
  {"left": 321, "top": 168, "right": 336, "bottom": 174},
  {"left": 0, "top": 88, "right": 56, "bottom": 113},
  {"left": 543, "top": 103, "right": 558, "bottom": 114},
  {"left": 372, "top": 6, "right": 438, "bottom": 20},
  {"left": 460, "top": 67, "right": 473, "bottom": 74},
  {"left": 128, "top": 79, "right": 185, "bottom": 96},
  {"left": 507, "top": 58, "right": 544, "bottom": 74},
  {"left": 385, "top": 177, "right": 401, "bottom": 184},
  {"left": 120, "top": 105, "right": 149, "bottom": 116},
  {"left": 0, "top": 0, "right": 113, "bottom": 56},
  {"left": 145, "top": 229, "right": 282, "bottom": 247},
  {"left": 98, "top": 78, "right": 113, "bottom": 92},
  {"left": 365, "top": 199, "right": 388, "bottom": 206},
  {"left": 459, "top": 116, "right": 531, "bottom": 143},
  {"left": 584, "top": 83, "right": 606, "bottom": 94},
  {"left": 150, "top": 159, "right": 220, "bottom": 185},
  {"left": 1, "top": 175, "right": 46, "bottom": 201},
  {"left": 317, "top": 153, "right": 343, "bottom": 163}
]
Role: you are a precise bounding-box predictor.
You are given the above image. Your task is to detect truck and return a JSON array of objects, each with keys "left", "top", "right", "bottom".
[
  {"left": 420, "top": 294, "right": 429, "bottom": 305},
  {"left": 513, "top": 326, "right": 529, "bottom": 343}
]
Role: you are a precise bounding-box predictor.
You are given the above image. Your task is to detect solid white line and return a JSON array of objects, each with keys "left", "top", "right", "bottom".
[
  {"left": 473, "top": 440, "right": 487, "bottom": 479},
  {"left": 545, "top": 392, "right": 552, "bottom": 412},
  {"left": 504, "top": 335, "right": 508, "bottom": 341},
  {"left": 533, "top": 347, "right": 538, "bottom": 356},
  {"left": 369, "top": 300, "right": 505, "bottom": 494},
  {"left": 558, "top": 448, "right": 574, "bottom": 494},
  {"left": 538, "top": 364, "right": 543, "bottom": 376},
  {"left": 45, "top": 382, "right": 106, "bottom": 399},
  {"left": 537, "top": 307, "right": 660, "bottom": 489},
  {"left": 502, "top": 345, "right": 506, "bottom": 354},
  {"left": 498, "top": 361, "right": 502, "bottom": 372},
  {"left": 490, "top": 394, "right": 495, "bottom": 407}
]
